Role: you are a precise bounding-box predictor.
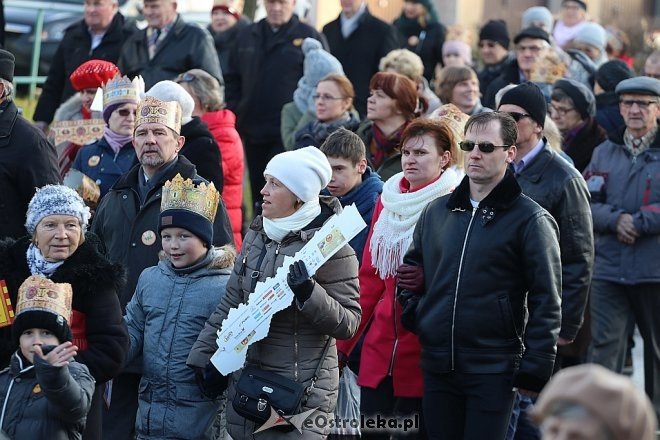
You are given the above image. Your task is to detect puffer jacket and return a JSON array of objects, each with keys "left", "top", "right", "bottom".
[
  {"left": 188, "top": 197, "right": 361, "bottom": 439},
  {"left": 515, "top": 141, "right": 594, "bottom": 341},
  {"left": 201, "top": 109, "right": 244, "bottom": 247},
  {"left": 0, "top": 352, "right": 95, "bottom": 439},
  {"left": 402, "top": 172, "right": 562, "bottom": 392},
  {"left": 125, "top": 246, "right": 236, "bottom": 439},
  {"left": 583, "top": 130, "right": 660, "bottom": 285},
  {"left": 72, "top": 137, "right": 137, "bottom": 198}
]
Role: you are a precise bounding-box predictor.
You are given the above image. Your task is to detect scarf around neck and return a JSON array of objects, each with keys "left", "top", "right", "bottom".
[
  {"left": 262, "top": 199, "right": 321, "bottom": 243},
  {"left": 369, "top": 168, "right": 459, "bottom": 278},
  {"left": 371, "top": 122, "right": 408, "bottom": 169},
  {"left": 104, "top": 128, "right": 132, "bottom": 155},
  {"left": 26, "top": 243, "right": 65, "bottom": 277}
]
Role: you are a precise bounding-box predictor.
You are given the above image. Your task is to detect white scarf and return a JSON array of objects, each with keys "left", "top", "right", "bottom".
[
  {"left": 370, "top": 169, "right": 459, "bottom": 279},
  {"left": 26, "top": 243, "right": 65, "bottom": 277},
  {"left": 262, "top": 199, "right": 322, "bottom": 243}
]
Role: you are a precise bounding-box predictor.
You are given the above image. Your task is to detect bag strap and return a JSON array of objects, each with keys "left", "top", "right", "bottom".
[
  {"left": 249, "top": 243, "right": 269, "bottom": 293},
  {"left": 303, "top": 337, "right": 332, "bottom": 401}
]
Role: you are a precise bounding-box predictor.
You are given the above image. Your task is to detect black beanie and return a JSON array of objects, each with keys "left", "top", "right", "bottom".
[
  {"left": 553, "top": 79, "right": 596, "bottom": 119},
  {"left": 479, "top": 20, "right": 510, "bottom": 49},
  {"left": 159, "top": 209, "right": 213, "bottom": 248},
  {"left": 499, "top": 81, "right": 547, "bottom": 128},
  {"left": 514, "top": 27, "right": 551, "bottom": 45},
  {"left": 12, "top": 310, "right": 72, "bottom": 347},
  {"left": 0, "top": 49, "right": 14, "bottom": 82},
  {"left": 596, "top": 60, "right": 634, "bottom": 92}
]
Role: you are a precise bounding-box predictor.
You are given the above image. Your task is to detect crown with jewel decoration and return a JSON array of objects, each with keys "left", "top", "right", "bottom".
[
  {"left": 135, "top": 96, "right": 182, "bottom": 134},
  {"left": 161, "top": 174, "right": 221, "bottom": 223},
  {"left": 103, "top": 74, "right": 143, "bottom": 108},
  {"left": 16, "top": 276, "right": 72, "bottom": 322}
]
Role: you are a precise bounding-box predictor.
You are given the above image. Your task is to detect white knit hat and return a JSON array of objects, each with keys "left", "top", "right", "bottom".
[
  {"left": 25, "top": 185, "right": 91, "bottom": 235},
  {"left": 264, "top": 147, "right": 332, "bottom": 202},
  {"left": 146, "top": 80, "right": 195, "bottom": 124}
]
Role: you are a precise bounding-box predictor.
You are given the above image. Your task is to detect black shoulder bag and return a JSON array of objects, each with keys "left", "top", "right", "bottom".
[{"left": 232, "top": 339, "right": 332, "bottom": 431}]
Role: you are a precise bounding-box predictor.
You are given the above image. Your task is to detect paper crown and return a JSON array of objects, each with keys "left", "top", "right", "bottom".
[
  {"left": 135, "top": 96, "right": 182, "bottom": 134},
  {"left": 161, "top": 174, "right": 221, "bottom": 223},
  {"left": 16, "top": 276, "right": 73, "bottom": 322},
  {"left": 103, "top": 74, "right": 142, "bottom": 108}
]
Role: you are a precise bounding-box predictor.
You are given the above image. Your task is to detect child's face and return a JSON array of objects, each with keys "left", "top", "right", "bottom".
[
  {"left": 326, "top": 156, "right": 366, "bottom": 197},
  {"left": 20, "top": 328, "right": 60, "bottom": 363},
  {"left": 161, "top": 227, "right": 207, "bottom": 268}
]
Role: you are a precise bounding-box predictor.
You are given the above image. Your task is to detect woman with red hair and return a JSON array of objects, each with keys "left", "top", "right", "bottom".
[{"left": 357, "top": 71, "right": 427, "bottom": 181}]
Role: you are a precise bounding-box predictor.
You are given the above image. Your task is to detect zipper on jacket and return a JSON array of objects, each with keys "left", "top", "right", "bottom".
[
  {"left": 388, "top": 287, "right": 400, "bottom": 376},
  {"left": 294, "top": 307, "right": 299, "bottom": 381},
  {"left": 451, "top": 207, "right": 478, "bottom": 370}
]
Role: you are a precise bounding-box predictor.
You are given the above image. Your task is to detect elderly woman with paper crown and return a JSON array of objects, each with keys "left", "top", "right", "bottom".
[
  {"left": 0, "top": 185, "right": 128, "bottom": 440},
  {"left": 188, "top": 147, "right": 361, "bottom": 439},
  {"left": 71, "top": 74, "right": 144, "bottom": 198},
  {"left": 124, "top": 174, "right": 235, "bottom": 439},
  {"left": 0, "top": 275, "right": 95, "bottom": 439},
  {"left": 50, "top": 60, "right": 120, "bottom": 177}
]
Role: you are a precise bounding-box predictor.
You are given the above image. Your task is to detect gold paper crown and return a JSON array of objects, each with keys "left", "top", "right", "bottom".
[
  {"left": 103, "top": 74, "right": 140, "bottom": 108},
  {"left": 136, "top": 96, "right": 182, "bottom": 134},
  {"left": 161, "top": 174, "right": 221, "bottom": 223},
  {"left": 16, "top": 276, "right": 73, "bottom": 322}
]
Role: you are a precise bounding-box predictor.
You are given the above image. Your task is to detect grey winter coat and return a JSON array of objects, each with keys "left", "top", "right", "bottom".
[
  {"left": 584, "top": 131, "right": 660, "bottom": 284},
  {"left": 125, "top": 246, "right": 236, "bottom": 439},
  {"left": 188, "top": 197, "right": 361, "bottom": 439},
  {"left": 0, "top": 352, "right": 95, "bottom": 439}
]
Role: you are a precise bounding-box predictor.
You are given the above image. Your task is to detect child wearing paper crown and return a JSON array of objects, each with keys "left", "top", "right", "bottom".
[
  {"left": 0, "top": 275, "right": 95, "bottom": 439},
  {"left": 123, "top": 174, "right": 235, "bottom": 439}
]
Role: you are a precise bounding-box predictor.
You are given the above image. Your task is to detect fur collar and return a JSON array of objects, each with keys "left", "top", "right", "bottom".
[
  {"left": 53, "top": 94, "right": 102, "bottom": 122},
  {"left": 447, "top": 169, "right": 522, "bottom": 214},
  {"left": 158, "top": 244, "right": 236, "bottom": 269}
]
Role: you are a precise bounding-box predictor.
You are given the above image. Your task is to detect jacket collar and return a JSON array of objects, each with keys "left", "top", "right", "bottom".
[
  {"left": 447, "top": 169, "right": 522, "bottom": 218},
  {"left": 607, "top": 125, "right": 660, "bottom": 149},
  {"left": 0, "top": 101, "right": 19, "bottom": 146},
  {"left": 516, "top": 139, "right": 554, "bottom": 183},
  {"left": 112, "top": 154, "right": 197, "bottom": 191}
]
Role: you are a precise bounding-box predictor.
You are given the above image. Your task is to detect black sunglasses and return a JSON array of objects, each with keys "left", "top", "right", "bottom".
[
  {"left": 116, "top": 108, "right": 136, "bottom": 117},
  {"left": 503, "top": 111, "right": 532, "bottom": 122},
  {"left": 459, "top": 140, "right": 511, "bottom": 153}
]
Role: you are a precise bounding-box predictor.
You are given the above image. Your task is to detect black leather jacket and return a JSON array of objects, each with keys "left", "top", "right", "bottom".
[
  {"left": 402, "top": 171, "right": 561, "bottom": 392},
  {"left": 515, "top": 141, "right": 594, "bottom": 341}
]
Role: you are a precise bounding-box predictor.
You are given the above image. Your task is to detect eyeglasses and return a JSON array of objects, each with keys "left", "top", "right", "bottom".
[
  {"left": 312, "top": 94, "right": 345, "bottom": 102},
  {"left": 502, "top": 111, "right": 532, "bottom": 122},
  {"left": 459, "top": 141, "right": 511, "bottom": 153},
  {"left": 549, "top": 104, "right": 576, "bottom": 116},
  {"left": 619, "top": 99, "right": 658, "bottom": 110},
  {"left": 116, "top": 108, "right": 137, "bottom": 117},
  {"left": 176, "top": 73, "right": 197, "bottom": 83}
]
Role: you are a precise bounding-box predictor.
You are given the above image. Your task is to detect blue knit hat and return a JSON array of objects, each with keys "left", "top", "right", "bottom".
[
  {"left": 25, "top": 185, "right": 91, "bottom": 236},
  {"left": 292, "top": 38, "right": 344, "bottom": 113}
]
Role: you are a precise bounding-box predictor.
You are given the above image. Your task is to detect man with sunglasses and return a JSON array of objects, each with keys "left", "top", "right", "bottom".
[
  {"left": 477, "top": 20, "right": 514, "bottom": 96},
  {"left": 584, "top": 76, "right": 660, "bottom": 420},
  {"left": 399, "top": 111, "right": 561, "bottom": 439},
  {"left": 498, "top": 81, "right": 594, "bottom": 439}
]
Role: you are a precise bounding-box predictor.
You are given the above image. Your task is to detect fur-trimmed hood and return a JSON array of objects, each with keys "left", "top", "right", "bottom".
[
  {"left": 53, "top": 93, "right": 103, "bottom": 123},
  {"left": 157, "top": 244, "right": 236, "bottom": 270}
]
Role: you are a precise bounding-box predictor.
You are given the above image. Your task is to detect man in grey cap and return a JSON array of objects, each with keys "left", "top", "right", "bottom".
[
  {"left": 498, "top": 81, "right": 594, "bottom": 439},
  {"left": 0, "top": 49, "right": 60, "bottom": 239},
  {"left": 585, "top": 75, "right": 660, "bottom": 420}
]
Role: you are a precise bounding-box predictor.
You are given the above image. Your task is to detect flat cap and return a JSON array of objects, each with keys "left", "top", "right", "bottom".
[
  {"left": 615, "top": 76, "right": 660, "bottom": 97},
  {"left": 514, "top": 27, "right": 551, "bottom": 45}
]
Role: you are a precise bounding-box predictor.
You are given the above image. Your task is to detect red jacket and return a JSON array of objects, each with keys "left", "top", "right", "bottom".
[
  {"left": 201, "top": 110, "right": 244, "bottom": 248},
  {"left": 336, "top": 189, "right": 424, "bottom": 398}
]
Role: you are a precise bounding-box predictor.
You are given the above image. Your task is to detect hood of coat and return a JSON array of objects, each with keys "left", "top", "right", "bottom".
[
  {"left": 158, "top": 244, "right": 236, "bottom": 272},
  {"left": 201, "top": 109, "right": 236, "bottom": 131}
]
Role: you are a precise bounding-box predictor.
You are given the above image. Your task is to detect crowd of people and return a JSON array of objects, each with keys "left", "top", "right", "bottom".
[{"left": 0, "top": 0, "right": 658, "bottom": 439}]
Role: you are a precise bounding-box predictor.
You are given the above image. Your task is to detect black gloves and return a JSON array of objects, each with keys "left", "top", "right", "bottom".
[
  {"left": 397, "top": 264, "right": 425, "bottom": 293},
  {"left": 194, "top": 362, "right": 228, "bottom": 399},
  {"left": 287, "top": 260, "right": 315, "bottom": 303}
]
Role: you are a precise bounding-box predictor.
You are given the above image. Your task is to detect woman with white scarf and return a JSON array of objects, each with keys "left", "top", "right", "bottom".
[
  {"left": 337, "top": 118, "right": 461, "bottom": 439},
  {"left": 189, "top": 147, "right": 361, "bottom": 439}
]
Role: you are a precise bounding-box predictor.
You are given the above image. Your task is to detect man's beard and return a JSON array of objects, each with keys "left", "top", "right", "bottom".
[{"left": 140, "top": 154, "right": 165, "bottom": 168}]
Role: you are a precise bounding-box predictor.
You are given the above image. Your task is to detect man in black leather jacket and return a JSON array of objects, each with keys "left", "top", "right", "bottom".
[
  {"left": 399, "top": 112, "right": 561, "bottom": 440},
  {"left": 498, "top": 81, "right": 594, "bottom": 440}
]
